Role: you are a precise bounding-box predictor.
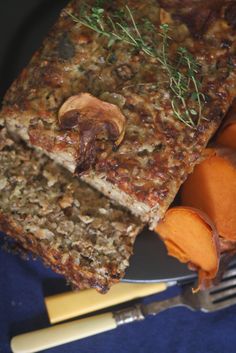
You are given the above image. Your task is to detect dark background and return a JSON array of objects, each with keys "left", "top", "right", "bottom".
[
  {"left": 1, "top": 1, "right": 236, "bottom": 353},
  {"left": 0, "top": 0, "right": 68, "bottom": 100}
]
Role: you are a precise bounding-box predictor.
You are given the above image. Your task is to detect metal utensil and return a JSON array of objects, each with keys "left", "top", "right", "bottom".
[
  {"left": 11, "top": 267, "right": 236, "bottom": 353},
  {"left": 143, "top": 266, "right": 236, "bottom": 315}
]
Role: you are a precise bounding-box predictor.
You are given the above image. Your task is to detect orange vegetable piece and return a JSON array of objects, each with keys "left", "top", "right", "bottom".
[
  {"left": 217, "top": 124, "right": 236, "bottom": 150},
  {"left": 181, "top": 148, "right": 236, "bottom": 241},
  {"left": 155, "top": 207, "right": 220, "bottom": 289}
]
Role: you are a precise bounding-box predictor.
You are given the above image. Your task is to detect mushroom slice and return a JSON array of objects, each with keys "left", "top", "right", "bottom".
[
  {"left": 58, "top": 93, "right": 126, "bottom": 172},
  {"left": 58, "top": 93, "right": 126, "bottom": 146}
]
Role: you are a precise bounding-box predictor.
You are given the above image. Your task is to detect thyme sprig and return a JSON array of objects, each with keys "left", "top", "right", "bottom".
[{"left": 66, "top": 6, "right": 206, "bottom": 128}]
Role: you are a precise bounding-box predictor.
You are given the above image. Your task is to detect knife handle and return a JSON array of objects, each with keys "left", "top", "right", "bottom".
[
  {"left": 10, "top": 304, "right": 146, "bottom": 353},
  {"left": 45, "top": 282, "right": 167, "bottom": 324},
  {"left": 11, "top": 312, "right": 117, "bottom": 353}
]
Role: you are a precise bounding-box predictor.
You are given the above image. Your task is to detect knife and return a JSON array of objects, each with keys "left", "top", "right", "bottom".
[
  {"left": 45, "top": 282, "right": 169, "bottom": 324},
  {"left": 11, "top": 283, "right": 178, "bottom": 353}
]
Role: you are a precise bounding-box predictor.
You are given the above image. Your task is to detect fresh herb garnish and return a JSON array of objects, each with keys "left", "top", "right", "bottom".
[{"left": 66, "top": 5, "right": 206, "bottom": 128}]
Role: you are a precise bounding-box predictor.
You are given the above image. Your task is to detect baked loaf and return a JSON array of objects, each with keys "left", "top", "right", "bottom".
[
  {"left": 0, "top": 128, "right": 142, "bottom": 292},
  {"left": 1, "top": 0, "right": 236, "bottom": 227}
]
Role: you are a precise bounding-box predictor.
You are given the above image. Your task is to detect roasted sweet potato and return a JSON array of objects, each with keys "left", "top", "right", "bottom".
[
  {"left": 155, "top": 207, "right": 220, "bottom": 290},
  {"left": 181, "top": 148, "right": 236, "bottom": 241}
]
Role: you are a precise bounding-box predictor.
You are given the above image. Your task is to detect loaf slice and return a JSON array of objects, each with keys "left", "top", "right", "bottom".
[
  {"left": 0, "top": 128, "right": 142, "bottom": 292},
  {"left": 2, "top": 0, "right": 236, "bottom": 228}
]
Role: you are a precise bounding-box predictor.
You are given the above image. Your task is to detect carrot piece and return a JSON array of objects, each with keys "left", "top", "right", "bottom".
[
  {"left": 216, "top": 99, "right": 236, "bottom": 149},
  {"left": 155, "top": 207, "right": 220, "bottom": 289},
  {"left": 181, "top": 148, "right": 236, "bottom": 241}
]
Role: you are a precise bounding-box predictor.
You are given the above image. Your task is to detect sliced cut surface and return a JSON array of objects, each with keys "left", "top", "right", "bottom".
[
  {"left": 181, "top": 148, "right": 236, "bottom": 241},
  {"left": 0, "top": 128, "right": 142, "bottom": 293},
  {"left": 155, "top": 207, "right": 220, "bottom": 289}
]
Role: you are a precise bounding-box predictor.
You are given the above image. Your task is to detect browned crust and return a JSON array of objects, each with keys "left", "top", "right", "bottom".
[
  {"left": 159, "top": 0, "right": 226, "bottom": 37},
  {"left": 1, "top": 0, "right": 236, "bottom": 227},
  {"left": 215, "top": 98, "right": 236, "bottom": 136}
]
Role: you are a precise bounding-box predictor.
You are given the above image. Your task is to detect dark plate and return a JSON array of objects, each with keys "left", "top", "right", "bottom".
[{"left": 0, "top": 0, "right": 194, "bottom": 283}]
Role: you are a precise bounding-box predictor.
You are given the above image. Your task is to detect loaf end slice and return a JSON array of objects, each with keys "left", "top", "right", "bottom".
[{"left": 0, "top": 129, "right": 142, "bottom": 292}]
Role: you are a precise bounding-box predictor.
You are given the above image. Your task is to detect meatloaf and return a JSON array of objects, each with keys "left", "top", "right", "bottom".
[
  {"left": 1, "top": 0, "right": 236, "bottom": 227},
  {"left": 0, "top": 128, "right": 142, "bottom": 292}
]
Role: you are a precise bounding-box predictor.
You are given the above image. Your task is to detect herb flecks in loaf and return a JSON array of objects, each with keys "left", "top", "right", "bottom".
[{"left": 67, "top": 6, "right": 206, "bottom": 128}]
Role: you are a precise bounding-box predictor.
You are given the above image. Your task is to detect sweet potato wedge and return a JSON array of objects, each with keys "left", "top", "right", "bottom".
[
  {"left": 181, "top": 148, "right": 236, "bottom": 241},
  {"left": 155, "top": 207, "right": 220, "bottom": 290}
]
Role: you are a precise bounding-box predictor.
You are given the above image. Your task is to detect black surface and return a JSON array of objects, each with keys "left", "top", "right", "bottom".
[
  {"left": 125, "top": 228, "right": 194, "bottom": 282},
  {"left": 0, "top": 0, "right": 194, "bottom": 283}
]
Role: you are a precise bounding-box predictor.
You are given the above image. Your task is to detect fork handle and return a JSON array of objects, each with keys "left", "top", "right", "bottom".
[
  {"left": 11, "top": 305, "right": 145, "bottom": 353},
  {"left": 11, "top": 312, "right": 117, "bottom": 353}
]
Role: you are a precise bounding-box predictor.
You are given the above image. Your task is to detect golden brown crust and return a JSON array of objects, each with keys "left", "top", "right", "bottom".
[{"left": 1, "top": 0, "right": 236, "bottom": 227}]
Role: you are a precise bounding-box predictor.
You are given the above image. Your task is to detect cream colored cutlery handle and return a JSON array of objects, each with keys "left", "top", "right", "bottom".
[
  {"left": 45, "top": 282, "right": 167, "bottom": 324},
  {"left": 11, "top": 312, "right": 116, "bottom": 353}
]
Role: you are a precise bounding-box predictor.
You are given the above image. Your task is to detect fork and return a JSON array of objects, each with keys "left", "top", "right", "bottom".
[{"left": 11, "top": 266, "right": 236, "bottom": 353}]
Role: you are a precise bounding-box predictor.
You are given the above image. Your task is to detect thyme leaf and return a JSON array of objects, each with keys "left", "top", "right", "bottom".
[{"left": 66, "top": 6, "right": 206, "bottom": 128}]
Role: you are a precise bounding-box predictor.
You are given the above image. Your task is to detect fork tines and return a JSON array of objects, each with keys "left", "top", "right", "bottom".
[{"left": 208, "top": 265, "right": 236, "bottom": 309}]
